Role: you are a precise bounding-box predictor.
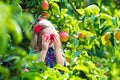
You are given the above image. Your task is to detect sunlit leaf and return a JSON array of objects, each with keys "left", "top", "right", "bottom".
[
  {"left": 112, "top": 17, "right": 118, "bottom": 27},
  {"left": 73, "top": 65, "right": 89, "bottom": 74},
  {"left": 50, "top": 2, "right": 60, "bottom": 14},
  {"left": 84, "top": 4, "right": 100, "bottom": 15},
  {"left": 7, "top": 19, "right": 22, "bottom": 44},
  {"left": 0, "top": 25, "right": 8, "bottom": 53},
  {"left": 0, "top": 66, "right": 9, "bottom": 80},
  {"left": 101, "top": 35, "right": 106, "bottom": 45},
  {"left": 100, "top": 13, "right": 112, "bottom": 20},
  {"left": 54, "top": 64, "right": 69, "bottom": 73},
  {"left": 7, "top": 47, "right": 27, "bottom": 57},
  {"left": 74, "top": 51, "right": 83, "bottom": 57}
]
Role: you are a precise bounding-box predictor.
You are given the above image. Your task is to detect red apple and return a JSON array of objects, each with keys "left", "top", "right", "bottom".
[
  {"left": 79, "top": 32, "right": 83, "bottom": 38},
  {"left": 59, "top": 31, "right": 69, "bottom": 42},
  {"left": 66, "top": 57, "right": 70, "bottom": 63},
  {"left": 42, "top": 11, "right": 50, "bottom": 18},
  {"left": 43, "top": 33, "right": 50, "bottom": 41},
  {"left": 50, "top": 34, "right": 55, "bottom": 40},
  {"left": 104, "top": 32, "right": 110, "bottom": 41},
  {"left": 42, "top": 1, "right": 49, "bottom": 10},
  {"left": 115, "top": 31, "right": 120, "bottom": 41}
]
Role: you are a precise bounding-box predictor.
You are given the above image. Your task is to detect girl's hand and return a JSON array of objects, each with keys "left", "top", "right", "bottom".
[
  {"left": 41, "top": 34, "right": 50, "bottom": 51},
  {"left": 53, "top": 34, "right": 61, "bottom": 50}
]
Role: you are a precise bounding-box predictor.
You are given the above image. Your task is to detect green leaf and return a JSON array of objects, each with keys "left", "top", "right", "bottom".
[
  {"left": 86, "top": 61, "right": 96, "bottom": 69},
  {"left": 7, "top": 47, "right": 27, "bottom": 57},
  {"left": 112, "top": 17, "right": 118, "bottom": 27},
  {"left": 50, "top": 2, "right": 60, "bottom": 14},
  {"left": 3, "top": 54, "right": 20, "bottom": 62},
  {"left": 100, "top": 27, "right": 110, "bottom": 36},
  {"left": 7, "top": 19, "right": 22, "bottom": 44},
  {"left": 61, "top": 9, "right": 68, "bottom": 18},
  {"left": 16, "top": 13, "right": 33, "bottom": 40},
  {"left": 0, "top": 66, "right": 9, "bottom": 80},
  {"left": 101, "top": 35, "right": 106, "bottom": 45},
  {"left": 87, "top": 4, "right": 100, "bottom": 15},
  {"left": 73, "top": 38, "right": 79, "bottom": 46},
  {"left": 84, "top": 7, "right": 93, "bottom": 15},
  {"left": 0, "top": 25, "right": 8, "bottom": 53},
  {"left": 49, "top": 0, "right": 60, "bottom": 2},
  {"left": 84, "top": 4, "right": 100, "bottom": 15},
  {"left": 110, "top": 32, "right": 115, "bottom": 46},
  {"left": 114, "top": 9, "right": 120, "bottom": 17},
  {"left": 86, "top": 74, "right": 97, "bottom": 80},
  {"left": 73, "top": 65, "right": 89, "bottom": 74},
  {"left": 77, "top": 9, "right": 85, "bottom": 16},
  {"left": 74, "top": 51, "right": 83, "bottom": 57},
  {"left": 100, "top": 13, "right": 112, "bottom": 20},
  {"left": 70, "top": 76, "right": 83, "bottom": 80},
  {"left": 0, "top": 2, "right": 11, "bottom": 19},
  {"left": 54, "top": 64, "right": 69, "bottom": 73},
  {"left": 95, "top": 40, "right": 100, "bottom": 48}
]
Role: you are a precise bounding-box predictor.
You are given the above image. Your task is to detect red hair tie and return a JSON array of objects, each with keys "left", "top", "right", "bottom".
[{"left": 34, "top": 24, "right": 44, "bottom": 34}]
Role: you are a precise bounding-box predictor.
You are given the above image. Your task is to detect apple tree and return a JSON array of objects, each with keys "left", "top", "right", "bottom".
[{"left": 0, "top": 0, "right": 120, "bottom": 80}]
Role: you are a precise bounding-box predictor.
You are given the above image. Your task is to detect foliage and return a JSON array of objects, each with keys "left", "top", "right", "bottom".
[{"left": 0, "top": 0, "right": 120, "bottom": 80}]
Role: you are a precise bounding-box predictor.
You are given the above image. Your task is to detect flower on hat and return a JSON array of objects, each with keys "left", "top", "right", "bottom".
[{"left": 34, "top": 24, "right": 44, "bottom": 34}]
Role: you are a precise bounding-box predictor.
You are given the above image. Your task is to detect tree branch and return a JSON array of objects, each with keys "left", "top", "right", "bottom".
[{"left": 67, "top": 0, "right": 81, "bottom": 16}]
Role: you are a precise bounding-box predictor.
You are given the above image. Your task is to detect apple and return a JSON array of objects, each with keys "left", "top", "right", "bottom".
[
  {"left": 115, "top": 31, "right": 120, "bottom": 41},
  {"left": 42, "top": 11, "right": 50, "bottom": 18},
  {"left": 104, "top": 32, "right": 112, "bottom": 46},
  {"left": 66, "top": 57, "right": 70, "bottom": 63},
  {"left": 59, "top": 31, "right": 69, "bottom": 42},
  {"left": 78, "top": 32, "right": 83, "bottom": 38},
  {"left": 43, "top": 33, "right": 50, "bottom": 41},
  {"left": 106, "top": 40, "right": 112, "bottom": 46},
  {"left": 104, "top": 32, "right": 110, "bottom": 41},
  {"left": 43, "top": 33, "right": 55, "bottom": 41},
  {"left": 42, "top": 1, "right": 49, "bottom": 10},
  {"left": 50, "top": 34, "right": 55, "bottom": 40}
]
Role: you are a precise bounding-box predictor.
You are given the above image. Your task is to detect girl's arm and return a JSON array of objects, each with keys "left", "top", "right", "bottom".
[
  {"left": 55, "top": 48, "right": 65, "bottom": 66},
  {"left": 53, "top": 34, "right": 65, "bottom": 66},
  {"left": 40, "top": 35, "right": 50, "bottom": 62},
  {"left": 40, "top": 49, "right": 48, "bottom": 62}
]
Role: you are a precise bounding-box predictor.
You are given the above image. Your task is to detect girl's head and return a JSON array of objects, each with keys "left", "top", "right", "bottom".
[{"left": 31, "top": 19, "right": 60, "bottom": 52}]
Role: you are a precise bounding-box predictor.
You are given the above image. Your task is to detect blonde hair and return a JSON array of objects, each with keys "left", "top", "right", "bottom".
[
  {"left": 31, "top": 19, "right": 57, "bottom": 52},
  {"left": 38, "top": 19, "right": 55, "bottom": 29}
]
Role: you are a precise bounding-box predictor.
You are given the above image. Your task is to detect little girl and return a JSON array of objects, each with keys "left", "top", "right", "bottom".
[{"left": 30, "top": 19, "right": 65, "bottom": 68}]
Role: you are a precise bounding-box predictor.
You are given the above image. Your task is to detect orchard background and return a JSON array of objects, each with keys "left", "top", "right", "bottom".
[{"left": 0, "top": 0, "right": 120, "bottom": 80}]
